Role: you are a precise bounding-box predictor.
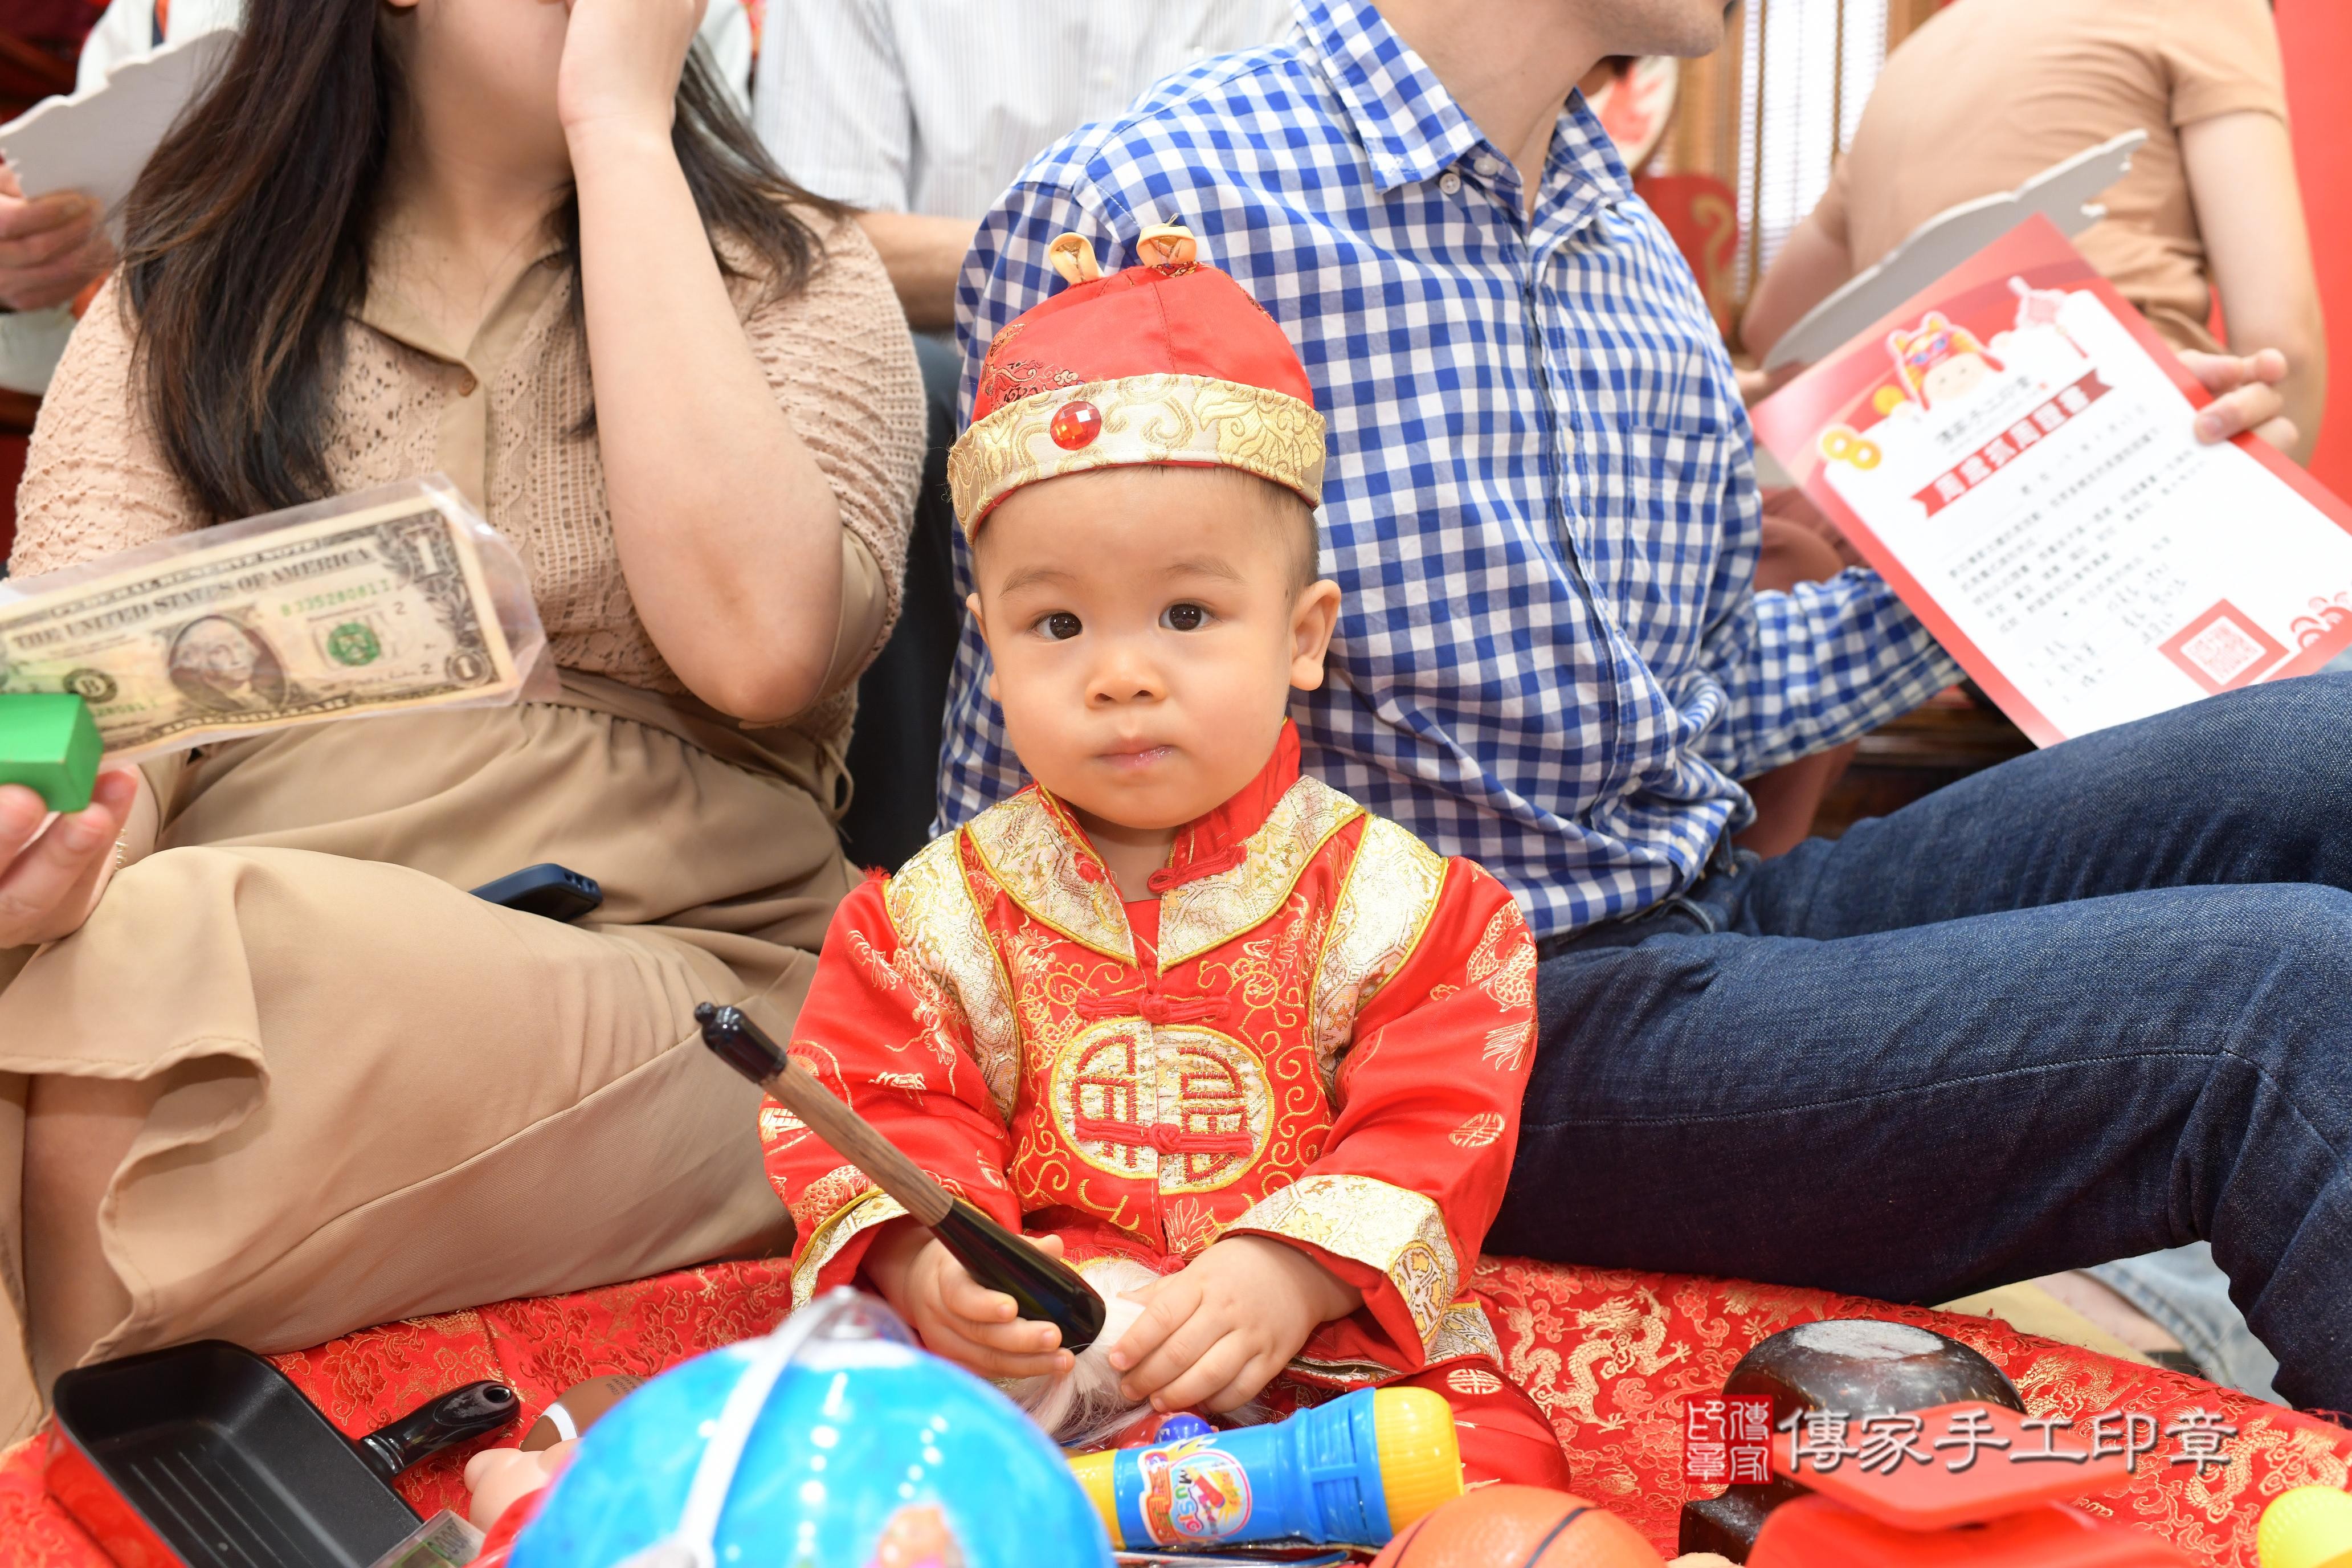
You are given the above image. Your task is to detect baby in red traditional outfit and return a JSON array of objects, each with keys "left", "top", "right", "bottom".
[{"left": 764, "top": 227, "right": 1572, "bottom": 1488}]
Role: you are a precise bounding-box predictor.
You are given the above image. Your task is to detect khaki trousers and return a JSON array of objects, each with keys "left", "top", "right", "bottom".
[{"left": 0, "top": 678, "right": 853, "bottom": 1440}]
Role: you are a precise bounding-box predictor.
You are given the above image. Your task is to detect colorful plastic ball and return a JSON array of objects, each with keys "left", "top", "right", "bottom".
[
  {"left": 1370, "top": 1485, "right": 1664, "bottom": 1568},
  {"left": 2259, "top": 1485, "right": 2352, "bottom": 1568},
  {"left": 509, "top": 1290, "right": 1113, "bottom": 1568}
]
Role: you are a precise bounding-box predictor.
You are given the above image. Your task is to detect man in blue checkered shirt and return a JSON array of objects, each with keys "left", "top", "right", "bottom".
[{"left": 940, "top": 0, "right": 2352, "bottom": 1411}]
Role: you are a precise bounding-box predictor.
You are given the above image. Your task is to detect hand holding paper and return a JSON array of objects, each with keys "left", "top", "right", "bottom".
[
  {"left": 2179, "top": 347, "right": 2294, "bottom": 453},
  {"left": 0, "top": 165, "right": 109, "bottom": 312},
  {"left": 1750, "top": 217, "right": 2352, "bottom": 748}
]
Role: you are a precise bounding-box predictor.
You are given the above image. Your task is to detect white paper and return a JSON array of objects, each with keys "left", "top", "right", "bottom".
[
  {"left": 1819, "top": 287, "right": 2352, "bottom": 740},
  {"left": 0, "top": 28, "right": 235, "bottom": 238},
  {"left": 1763, "top": 132, "right": 2145, "bottom": 373}
]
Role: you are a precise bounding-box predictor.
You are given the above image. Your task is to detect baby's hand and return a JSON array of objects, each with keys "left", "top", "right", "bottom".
[
  {"left": 463, "top": 1442, "right": 571, "bottom": 1530},
  {"left": 1108, "top": 1236, "right": 1361, "bottom": 1414},
  {"left": 868, "top": 1222, "right": 1076, "bottom": 1381}
]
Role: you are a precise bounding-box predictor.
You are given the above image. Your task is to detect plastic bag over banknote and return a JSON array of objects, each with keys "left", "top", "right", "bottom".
[{"left": 0, "top": 476, "right": 550, "bottom": 761}]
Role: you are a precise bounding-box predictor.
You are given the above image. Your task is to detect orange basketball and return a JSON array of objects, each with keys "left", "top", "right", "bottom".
[{"left": 1370, "top": 1486, "right": 1664, "bottom": 1568}]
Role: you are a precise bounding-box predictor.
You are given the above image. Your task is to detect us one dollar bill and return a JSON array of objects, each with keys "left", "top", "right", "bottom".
[{"left": 0, "top": 492, "right": 528, "bottom": 760}]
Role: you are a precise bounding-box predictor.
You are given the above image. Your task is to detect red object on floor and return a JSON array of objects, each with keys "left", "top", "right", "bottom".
[
  {"left": 0, "top": 1256, "right": 2340, "bottom": 1567},
  {"left": 1373, "top": 1485, "right": 1663, "bottom": 1567},
  {"left": 1774, "top": 1400, "right": 2141, "bottom": 1531},
  {"left": 1750, "top": 1493, "right": 2192, "bottom": 1567}
]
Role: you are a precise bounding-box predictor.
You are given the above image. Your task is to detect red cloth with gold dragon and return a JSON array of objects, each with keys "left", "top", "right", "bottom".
[{"left": 760, "top": 724, "right": 1571, "bottom": 1483}]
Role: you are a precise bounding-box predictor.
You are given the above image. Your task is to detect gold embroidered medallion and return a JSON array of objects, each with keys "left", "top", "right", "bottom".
[{"left": 1048, "top": 1019, "right": 1273, "bottom": 1194}]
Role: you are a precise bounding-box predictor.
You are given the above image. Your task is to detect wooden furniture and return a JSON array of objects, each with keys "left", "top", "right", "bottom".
[
  {"left": 1815, "top": 689, "right": 2035, "bottom": 838},
  {"left": 0, "top": 15, "right": 80, "bottom": 122}
]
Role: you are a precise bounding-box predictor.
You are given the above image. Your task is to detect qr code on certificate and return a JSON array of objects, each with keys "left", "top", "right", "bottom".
[
  {"left": 2159, "top": 601, "right": 2289, "bottom": 695},
  {"left": 2179, "top": 617, "right": 2266, "bottom": 684}
]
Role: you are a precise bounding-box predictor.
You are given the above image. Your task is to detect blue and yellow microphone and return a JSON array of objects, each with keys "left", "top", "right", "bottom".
[{"left": 1067, "top": 1386, "right": 1463, "bottom": 1552}]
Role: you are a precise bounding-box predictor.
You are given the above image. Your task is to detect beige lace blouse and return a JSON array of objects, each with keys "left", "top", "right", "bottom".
[{"left": 14, "top": 211, "right": 924, "bottom": 757}]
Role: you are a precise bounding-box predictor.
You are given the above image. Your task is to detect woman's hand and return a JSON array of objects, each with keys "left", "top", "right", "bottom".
[
  {"left": 0, "top": 770, "right": 140, "bottom": 948},
  {"left": 557, "top": 0, "right": 707, "bottom": 141},
  {"left": 864, "top": 1220, "right": 1076, "bottom": 1381},
  {"left": 564, "top": 0, "right": 850, "bottom": 723},
  {"left": 1108, "top": 1236, "right": 1362, "bottom": 1415},
  {"left": 2180, "top": 348, "right": 2297, "bottom": 455}
]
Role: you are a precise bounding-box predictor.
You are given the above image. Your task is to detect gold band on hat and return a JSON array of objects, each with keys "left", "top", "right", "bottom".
[{"left": 947, "top": 371, "right": 1326, "bottom": 534}]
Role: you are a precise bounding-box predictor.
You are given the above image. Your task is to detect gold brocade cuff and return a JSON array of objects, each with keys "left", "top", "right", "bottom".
[
  {"left": 791, "top": 1183, "right": 910, "bottom": 1309},
  {"left": 946, "top": 371, "right": 1326, "bottom": 533},
  {"left": 1224, "top": 1174, "right": 1459, "bottom": 1350}
]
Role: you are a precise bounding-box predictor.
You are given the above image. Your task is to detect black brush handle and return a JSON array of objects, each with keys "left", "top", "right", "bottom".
[
  {"left": 696, "top": 1002, "right": 1108, "bottom": 1352},
  {"left": 933, "top": 1198, "right": 1108, "bottom": 1352},
  {"left": 355, "top": 1381, "right": 520, "bottom": 1479}
]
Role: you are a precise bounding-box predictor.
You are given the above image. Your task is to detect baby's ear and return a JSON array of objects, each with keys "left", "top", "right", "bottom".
[
  {"left": 967, "top": 593, "right": 1001, "bottom": 701},
  {"left": 1288, "top": 579, "right": 1342, "bottom": 691}
]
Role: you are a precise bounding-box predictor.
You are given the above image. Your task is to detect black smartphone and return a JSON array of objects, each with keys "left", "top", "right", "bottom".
[{"left": 469, "top": 863, "right": 603, "bottom": 923}]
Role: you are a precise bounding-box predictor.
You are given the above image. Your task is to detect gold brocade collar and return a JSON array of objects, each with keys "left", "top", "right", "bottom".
[{"left": 961, "top": 727, "right": 1364, "bottom": 970}]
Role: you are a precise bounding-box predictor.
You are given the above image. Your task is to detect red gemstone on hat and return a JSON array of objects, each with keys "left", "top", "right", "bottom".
[{"left": 1050, "top": 399, "right": 1102, "bottom": 450}]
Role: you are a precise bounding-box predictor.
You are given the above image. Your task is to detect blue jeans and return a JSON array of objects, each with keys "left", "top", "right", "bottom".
[
  {"left": 1492, "top": 673, "right": 2352, "bottom": 1412},
  {"left": 2095, "top": 1244, "right": 2281, "bottom": 1400}
]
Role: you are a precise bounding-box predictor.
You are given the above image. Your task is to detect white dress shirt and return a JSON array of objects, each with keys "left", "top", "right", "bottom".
[
  {"left": 75, "top": 0, "right": 755, "bottom": 108},
  {"left": 754, "top": 0, "right": 1293, "bottom": 217}
]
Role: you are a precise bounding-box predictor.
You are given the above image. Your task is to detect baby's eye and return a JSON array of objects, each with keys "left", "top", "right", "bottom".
[
  {"left": 1162, "top": 603, "right": 1208, "bottom": 632},
  {"left": 1038, "top": 611, "right": 1083, "bottom": 641}
]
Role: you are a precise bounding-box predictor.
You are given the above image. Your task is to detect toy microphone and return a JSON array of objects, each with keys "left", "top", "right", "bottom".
[
  {"left": 693, "top": 1003, "right": 1108, "bottom": 1352},
  {"left": 1066, "top": 1386, "right": 1463, "bottom": 1551}
]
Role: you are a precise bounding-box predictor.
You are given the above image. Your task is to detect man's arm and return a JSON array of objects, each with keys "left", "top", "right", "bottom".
[
  {"left": 858, "top": 212, "right": 975, "bottom": 333},
  {"left": 1740, "top": 209, "right": 1854, "bottom": 370},
  {"left": 2182, "top": 111, "right": 2326, "bottom": 465},
  {"left": 754, "top": 3, "right": 913, "bottom": 194},
  {"left": 1693, "top": 408, "right": 1961, "bottom": 781}
]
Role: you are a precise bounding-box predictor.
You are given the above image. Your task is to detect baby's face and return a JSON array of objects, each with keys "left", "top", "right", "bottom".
[{"left": 970, "top": 467, "right": 1338, "bottom": 836}]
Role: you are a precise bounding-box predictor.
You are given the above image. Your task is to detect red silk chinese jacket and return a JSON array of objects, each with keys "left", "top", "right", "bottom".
[{"left": 761, "top": 726, "right": 1538, "bottom": 1388}]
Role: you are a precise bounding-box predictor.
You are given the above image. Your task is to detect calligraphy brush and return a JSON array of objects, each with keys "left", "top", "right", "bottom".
[{"left": 695, "top": 1003, "right": 1109, "bottom": 1352}]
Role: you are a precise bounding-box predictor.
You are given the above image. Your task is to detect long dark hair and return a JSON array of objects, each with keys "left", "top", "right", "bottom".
[{"left": 119, "top": 0, "right": 844, "bottom": 523}]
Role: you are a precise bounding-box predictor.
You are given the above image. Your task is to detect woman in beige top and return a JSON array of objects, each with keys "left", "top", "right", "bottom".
[
  {"left": 0, "top": 0, "right": 922, "bottom": 1438},
  {"left": 1745, "top": 0, "right": 2325, "bottom": 464}
]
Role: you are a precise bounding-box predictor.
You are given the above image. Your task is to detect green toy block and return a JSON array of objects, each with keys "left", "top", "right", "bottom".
[{"left": 0, "top": 694, "right": 103, "bottom": 811}]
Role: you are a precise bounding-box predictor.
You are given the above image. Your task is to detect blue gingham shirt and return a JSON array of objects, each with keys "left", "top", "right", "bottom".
[{"left": 938, "top": 0, "right": 1961, "bottom": 940}]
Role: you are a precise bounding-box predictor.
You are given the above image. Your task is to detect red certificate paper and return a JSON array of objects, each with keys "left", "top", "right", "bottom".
[{"left": 1750, "top": 214, "right": 2352, "bottom": 745}]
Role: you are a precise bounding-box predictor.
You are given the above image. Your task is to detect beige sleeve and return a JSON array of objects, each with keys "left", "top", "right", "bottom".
[
  {"left": 737, "top": 213, "right": 925, "bottom": 692},
  {"left": 820, "top": 531, "right": 889, "bottom": 701},
  {"left": 2162, "top": 0, "right": 2288, "bottom": 128},
  {"left": 13, "top": 279, "right": 206, "bottom": 579}
]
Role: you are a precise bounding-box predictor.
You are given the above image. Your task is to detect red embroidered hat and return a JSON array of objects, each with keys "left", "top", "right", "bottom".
[{"left": 946, "top": 226, "right": 1328, "bottom": 534}]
